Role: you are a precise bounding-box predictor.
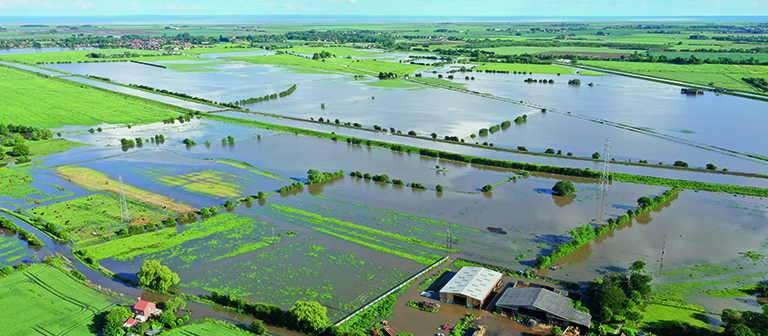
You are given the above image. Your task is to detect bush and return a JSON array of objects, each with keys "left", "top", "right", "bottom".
[
  {"left": 552, "top": 180, "right": 576, "bottom": 196},
  {"left": 436, "top": 184, "right": 444, "bottom": 192},
  {"left": 250, "top": 319, "right": 267, "bottom": 335},
  {"left": 71, "top": 269, "right": 86, "bottom": 281},
  {"left": 673, "top": 160, "right": 689, "bottom": 167},
  {"left": 481, "top": 184, "right": 493, "bottom": 192}
]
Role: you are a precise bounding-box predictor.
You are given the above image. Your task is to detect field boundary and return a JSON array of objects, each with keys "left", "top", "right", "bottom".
[{"left": 334, "top": 256, "right": 449, "bottom": 326}]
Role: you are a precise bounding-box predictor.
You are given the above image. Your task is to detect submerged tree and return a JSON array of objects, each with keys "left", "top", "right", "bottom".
[
  {"left": 137, "top": 260, "right": 180, "bottom": 293},
  {"left": 552, "top": 180, "right": 576, "bottom": 196}
]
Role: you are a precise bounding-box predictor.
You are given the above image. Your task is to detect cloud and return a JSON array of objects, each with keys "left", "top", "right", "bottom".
[
  {"left": 349, "top": 0, "right": 355, "bottom": 3},
  {"left": 157, "top": 2, "right": 198, "bottom": 10},
  {"left": 129, "top": 1, "right": 140, "bottom": 8},
  {"left": 282, "top": 3, "right": 308, "bottom": 10}
]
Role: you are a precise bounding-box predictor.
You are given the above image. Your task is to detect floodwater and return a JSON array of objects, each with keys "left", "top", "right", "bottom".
[{"left": 42, "top": 58, "right": 768, "bottom": 173}]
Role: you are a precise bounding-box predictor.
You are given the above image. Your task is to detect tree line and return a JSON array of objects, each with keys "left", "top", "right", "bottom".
[
  {"left": 0, "top": 216, "right": 45, "bottom": 246},
  {"left": 535, "top": 187, "right": 681, "bottom": 269},
  {"left": 232, "top": 84, "right": 298, "bottom": 106}
]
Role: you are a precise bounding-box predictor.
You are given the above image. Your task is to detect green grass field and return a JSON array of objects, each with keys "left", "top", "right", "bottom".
[
  {"left": 281, "top": 46, "right": 383, "bottom": 57},
  {"left": 227, "top": 54, "right": 369, "bottom": 75},
  {"left": 0, "top": 265, "right": 119, "bottom": 335},
  {"left": 0, "top": 49, "right": 194, "bottom": 64},
  {"left": 579, "top": 60, "right": 768, "bottom": 92},
  {"left": 1, "top": 138, "right": 89, "bottom": 164},
  {"left": 481, "top": 46, "right": 643, "bottom": 55},
  {"left": 0, "top": 166, "right": 46, "bottom": 201},
  {"left": 29, "top": 193, "right": 174, "bottom": 242},
  {"left": 0, "top": 65, "right": 179, "bottom": 128},
  {"left": 138, "top": 168, "right": 245, "bottom": 198},
  {"left": 327, "top": 58, "right": 430, "bottom": 75},
  {"left": 640, "top": 304, "right": 710, "bottom": 331},
  {"left": 472, "top": 62, "right": 603, "bottom": 75},
  {"left": 167, "top": 319, "right": 253, "bottom": 336}
]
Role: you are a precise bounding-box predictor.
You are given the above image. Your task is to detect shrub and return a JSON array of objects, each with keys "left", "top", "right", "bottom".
[
  {"left": 250, "top": 319, "right": 267, "bottom": 335},
  {"left": 552, "top": 180, "right": 576, "bottom": 196},
  {"left": 481, "top": 184, "right": 493, "bottom": 192},
  {"left": 436, "top": 184, "right": 444, "bottom": 192}
]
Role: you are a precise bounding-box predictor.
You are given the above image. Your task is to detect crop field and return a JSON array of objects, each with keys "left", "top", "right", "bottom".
[
  {"left": 0, "top": 233, "right": 31, "bottom": 265},
  {"left": 29, "top": 193, "right": 174, "bottom": 241},
  {"left": 228, "top": 54, "right": 370, "bottom": 75},
  {"left": 0, "top": 66, "right": 179, "bottom": 128},
  {"left": 327, "top": 58, "right": 431, "bottom": 75},
  {"left": 0, "top": 265, "right": 119, "bottom": 336},
  {"left": 481, "top": 46, "right": 644, "bottom": 55},
  {"left": 579, "top": 60, "right": 768, "bottom": 92},
  {"left": 0, "top": 48, "right": 195, "bottom": 64},
  {"left": 472, "top": 62, "right": 602, "bottom": 75},
  {"left": 138, "top": 167, "right": 247, "bottom": 198}
]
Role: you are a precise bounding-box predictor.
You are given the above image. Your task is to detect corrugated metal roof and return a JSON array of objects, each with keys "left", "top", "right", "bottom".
[
  {"left": 496, "top": 287, "right": 592, "bottom": 327},
  {"left": 439, "top": 267, "right": 503, "bottom": 302}
]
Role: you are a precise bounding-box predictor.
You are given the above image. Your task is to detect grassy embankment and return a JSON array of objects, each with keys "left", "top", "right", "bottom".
[
  {"left": 0, "top": 265, "right": 119, "bottom": 336},
  {"left": 0, "top": 48, "right": 195, "bottom": 64},
  {"left": 0, "top": 65, "right": 178, "bottom": 128},
  {"left": 0, "top": 138, "right": 89, "bottom": 164},
  {"left": 201, "top": 113, "right": 768, "bottom": 197},
  {"left": 56, "top": 166, "right": 196, "bottom": 214},
  {"left": 579, "top": 60, "right": 768, "bottom": 92},
  {"left": 471, "top": 62, "right": 604, "bottom": 75}
]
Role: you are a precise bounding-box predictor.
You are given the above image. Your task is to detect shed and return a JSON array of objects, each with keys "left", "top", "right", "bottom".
[
  {"left": 495, "top": 287, "right": 591, "bottom": 334},
  {"left": 439, "top": 267, "right": 503, "bottom": 307}
]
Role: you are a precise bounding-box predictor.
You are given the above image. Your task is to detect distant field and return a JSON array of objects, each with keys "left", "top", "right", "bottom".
[
  {"left": 579, "top": 60, "right": 768, "bottom": 92},
  {"left": 328, "top": 58, "right": 431, "bottom": 75},
  {"left": 472, "top": 62, "right": 603, "bottom": 75},
  {"left": 0, "top": 65, "right": 178, "bottom": 128},
  {"left": 652, "top": 52, "right": 768, "bottom": 62},
  {"left": 0, "top": 48, "right": 194, "bottom": 64},
  {"left": 227, "top": 54, "right": 369, "bottom": 75},
  {"left": 481, "top": 46, "right": 643, "bottom": 55},
  {"left": 283, "top": 46, "right": 383, "bottom": 57},
  {"left": 0, "top": 265, "right": 118, "bottom": 336}
]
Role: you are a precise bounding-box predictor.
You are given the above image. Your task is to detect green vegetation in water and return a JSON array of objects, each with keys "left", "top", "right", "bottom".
[
  {"left": 739, "top": 251, "right": 764, "bottom": 261},
  {"left": 328, "top": 58, "right": 429, "bottom": 76},
  {"left": 407, "top": 300, "right": 439, "bottom": 313},
  {"left": 81, "top": 213, "right": 262, "bottom": 260},
  {"left": 0, "top": 65, "right": 179, "bottom": 128},
  {"left": 0, "top": 265, "right": 119, "bottom": 336},
  {"left": 411, "top": 77, "right": 468, "bottom": 89},
  {"left": 0, "top": 166, "right": 47, "bottom": 201},
  {"left": 137, "top": 167, "right": 247, "bottom": 198}
]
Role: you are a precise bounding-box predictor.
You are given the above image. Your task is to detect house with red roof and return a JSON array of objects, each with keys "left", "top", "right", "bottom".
[{"left": 133, "top": 300, "right": 162, "bottom": 322}]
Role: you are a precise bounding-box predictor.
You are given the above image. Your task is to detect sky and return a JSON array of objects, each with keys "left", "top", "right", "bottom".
[{"left": 0, "top": 0, "right": 766, "bottom": 17}]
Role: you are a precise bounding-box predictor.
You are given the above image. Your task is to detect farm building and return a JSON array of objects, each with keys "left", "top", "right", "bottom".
[
  {"left": 495, "top": 287, "right": 591, "bottom": 334},
  {"left": 439, "top": 267, "right": 503, "bottom": 307}
]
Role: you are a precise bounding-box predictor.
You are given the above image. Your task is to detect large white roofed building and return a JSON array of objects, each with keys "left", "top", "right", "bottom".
[{"left": 438, "top": 267, "right": 503, "bottom": 307}]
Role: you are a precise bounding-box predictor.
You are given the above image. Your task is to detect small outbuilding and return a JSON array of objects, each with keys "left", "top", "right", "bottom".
[
  {"left": 439, "top": 267, "right": 503, "bottom": 308},
  {"left": 495, "top": 287, "right": 591, "bottom": 334}
]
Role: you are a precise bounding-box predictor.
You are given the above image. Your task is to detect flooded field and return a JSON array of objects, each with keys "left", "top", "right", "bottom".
[{"left": 43, "top": 59, "right": 768, "bottom": 174}]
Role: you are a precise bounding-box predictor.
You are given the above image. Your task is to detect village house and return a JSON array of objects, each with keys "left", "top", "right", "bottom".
[{"left": 133, "top": 299, "right": 162, "bottom": 322}]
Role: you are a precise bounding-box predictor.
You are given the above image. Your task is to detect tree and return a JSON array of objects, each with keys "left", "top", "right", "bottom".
[
  {"left": 165, "top": 297, "right": 186, "bottom": 311},
  {"left": 250, "top": 319, "right": 268, "bottom": 335},
  {"left": 673, "top": 160, "right": 689, "bottom": 167},
  {"left": 706, "top": 163, "right": 718, "bottom": 170},
  {"left": 545, "top": 148, "right": 555, "bottom": 154},
  {"left": 137, "top": 260, "right": 180, "bottom": 292},
  {"left": 227, "top": 135, "right": 235, "bottom": 143},
  {"left": 436, "top": 184, "right": 444, "bottom": 192},
  {"left": 104, "top": 306, "right": 133, "bottom": 336},
  {"left": 200, "top": 207, "right": 210, "bottom": 215},
  {"left": 225, "top": 200, "right": 235, "bottom": 208},
  {"left": 11, "top": 143, "right": 29, "bottom": 156},
  {"left": 430, "top": 133, "right": 437, "bottom": 139},
  {"left": 592, "top": 152, "right": 601, "bottom": 159},
  {"left": 307, "top": 169, "right": 323, "bottom": 183},
  {"left": 159, "top": 309, "right": 176, "bottom": 325},
  {"left": 629, "top": 259, "right": 647, "bottom": 273},
  {"left": 552, "top": 180, "right": 576, "bottom": 196},
  {"left": 481, "top": 184, "right": 493, "bottom": 192},
  {"left": 636, "top": 197, "right": 653, "bottom": 209},
  {"left": 288, "top": 301, "right": 330, "bottom": 332},
  {"left": 724, "top": 324, "right": 757, "bottom": 336}
]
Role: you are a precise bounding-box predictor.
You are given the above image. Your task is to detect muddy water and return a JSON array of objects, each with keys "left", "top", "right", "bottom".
[{"left": 539, "top": 190, "right": 768, "bottom": 285}]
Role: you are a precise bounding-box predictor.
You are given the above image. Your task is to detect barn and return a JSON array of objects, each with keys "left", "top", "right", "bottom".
[
  {"left": 439, "top": 267, "right": 503, "bottom": 308},
  {"left": 495, "top": 287, "right": 591, "bottom": 334}
]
